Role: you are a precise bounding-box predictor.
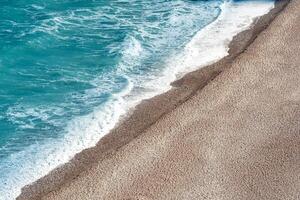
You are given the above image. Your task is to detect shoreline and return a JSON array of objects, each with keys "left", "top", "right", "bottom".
[{"left": 17, "top": 0, "right": 291, "bottom": 199}]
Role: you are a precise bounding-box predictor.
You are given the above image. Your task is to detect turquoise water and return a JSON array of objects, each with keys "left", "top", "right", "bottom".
[{"left": 0, "top": 0, "right": 274, "bottom": 199}]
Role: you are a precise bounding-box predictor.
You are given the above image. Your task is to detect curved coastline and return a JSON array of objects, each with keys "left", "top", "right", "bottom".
[{"left": 17, "top": 0, "right": 291, "bottom": 199}]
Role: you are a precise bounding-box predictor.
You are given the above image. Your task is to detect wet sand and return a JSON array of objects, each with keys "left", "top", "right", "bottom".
[{"left": 18, "top": 0, "right": 300, "bottom": 199}]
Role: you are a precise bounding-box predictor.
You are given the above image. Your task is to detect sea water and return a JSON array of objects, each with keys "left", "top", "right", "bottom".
[{"left": 0, "top": 0, "right": 274, "bottom": 199}]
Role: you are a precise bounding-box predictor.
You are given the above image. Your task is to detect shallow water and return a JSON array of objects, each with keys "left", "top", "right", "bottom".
[{"left": 0, "top": 0, "right": 274, "bottom": 199}]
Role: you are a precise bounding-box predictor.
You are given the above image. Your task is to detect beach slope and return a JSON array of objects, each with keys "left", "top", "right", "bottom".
[{"left": 20, "top": 0, "right": 300, "bottom": 199}]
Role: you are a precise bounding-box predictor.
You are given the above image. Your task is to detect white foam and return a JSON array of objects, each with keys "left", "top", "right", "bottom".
[
  {"left": 179, "top": 0, "right": 274, "bottom": 72},
  {"left": 0, "top": 1, "right": 275, "bottom": 199}
]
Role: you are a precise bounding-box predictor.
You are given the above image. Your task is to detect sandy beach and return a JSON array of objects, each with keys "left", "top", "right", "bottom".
[{"left": 18, "top": 0, "right": 300, "bottom": 199}]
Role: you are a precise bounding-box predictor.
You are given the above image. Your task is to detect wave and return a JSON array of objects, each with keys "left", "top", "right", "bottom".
[{"left": 0, "top": 1, "right": 274, "bottom": 199}]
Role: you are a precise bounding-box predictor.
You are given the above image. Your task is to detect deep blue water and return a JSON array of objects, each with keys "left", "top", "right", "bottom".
[
  {"left": 0, "top": 0, "right": 274, "bottom": 199},
  {"left": 0, "top": 0, "right": 222, "bottom": 155}
]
